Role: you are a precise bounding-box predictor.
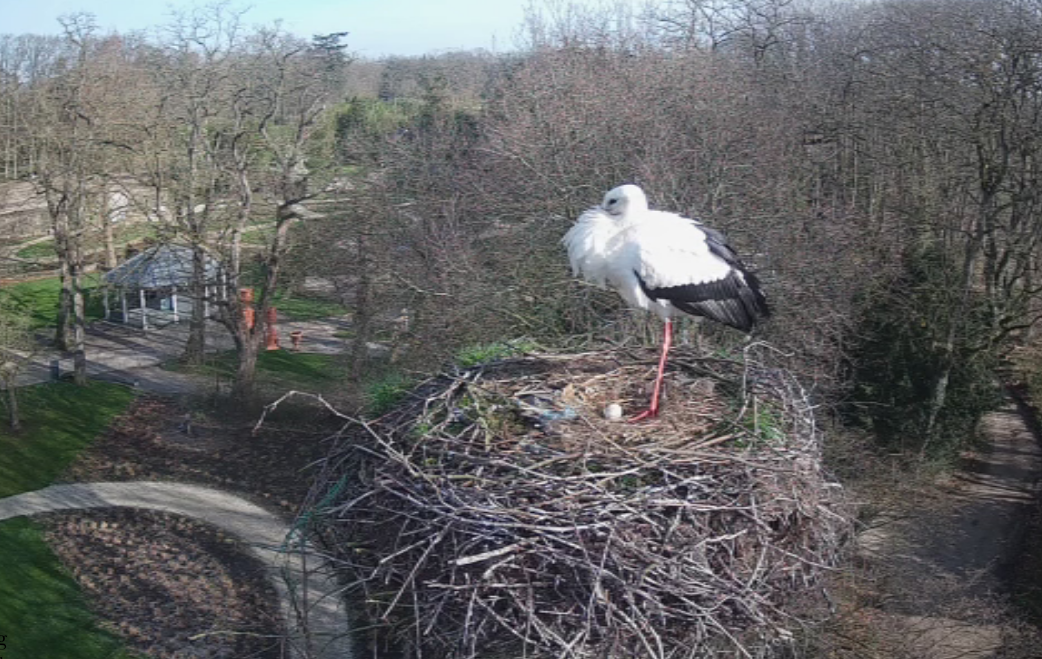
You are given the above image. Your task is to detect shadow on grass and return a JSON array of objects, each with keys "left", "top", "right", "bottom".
[{"left": 166, "top": 350, "right": 341, "bottom": 391}]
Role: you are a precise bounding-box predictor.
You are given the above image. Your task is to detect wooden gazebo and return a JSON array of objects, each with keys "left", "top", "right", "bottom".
[{"left": 102, "top": 244, "right": 226, "bottom": 330}]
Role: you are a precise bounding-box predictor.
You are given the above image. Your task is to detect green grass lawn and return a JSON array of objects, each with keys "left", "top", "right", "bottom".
[
  {"left": 0, "top": 275, "right": 106, "bottom": 330},
  {"left": 272, "top": 294, "right": 349, "bottom": 321},
  {"left": 0, "top": 518, "right": 136, "bottom": 659},
  {"left": 239, "top": 225, "right": 274, "bottom": 246},
  {"left": 0, "top": 381, "right": 137, "bottom": 659},
  {"left": 0, "top": 381, "right": 136, "bottom": 498},
  {"left": 167, "top": 349, "right": 341, "bottom": 391},
  {"left": 252, "top": 350, "right": 341, "bottom": 386},
  {"left": 14, "top": 239, "right": 56, "bottom": 259},
  {"left": 15, "top": 224, "right": 160, "bottom": 261}
]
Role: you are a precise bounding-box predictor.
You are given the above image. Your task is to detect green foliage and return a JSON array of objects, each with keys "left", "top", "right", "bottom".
[
  {"left": 335, "top": 97, "right": 421, "bottom": 137},
  {"left": 741, "top": 402, "right": 785, "bottom": 445},
  {"left": 0, "top": 381, "right": 135, "bottom": 498},
  {"left": 843, "top": 250, "right": 1001, "bottom": 457},
  {"left": 454, "top": 339, "right": 536, "bottom": 368},
  {"left": 365, "top": 372, "right": 414, "bottom": 416},
  {"left": 0, "top": 518, "right": 137, "bottom": 659},
  {"left": 333, "top": 97, "right": 422, "bottom": 164},
  {"left": 0, "top": 275, "right": 105, "bottom": 330}
]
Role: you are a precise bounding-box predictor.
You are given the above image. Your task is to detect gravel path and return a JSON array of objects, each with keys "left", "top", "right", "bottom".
[{"left": 0, "top": 481, "right": 353, "bottom": 659}]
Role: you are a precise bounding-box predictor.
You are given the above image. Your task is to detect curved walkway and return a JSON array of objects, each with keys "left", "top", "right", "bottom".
[{"left": 0, "top": 481, "right": 353, "bottom": 659}]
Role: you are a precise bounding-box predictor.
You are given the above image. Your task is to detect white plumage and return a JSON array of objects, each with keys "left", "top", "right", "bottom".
[{"left": 563, "top": 184, "right": 769, "bottom": 419}]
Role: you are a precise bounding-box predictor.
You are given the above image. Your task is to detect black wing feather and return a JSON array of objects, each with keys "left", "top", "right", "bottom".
[{"left": 636, "top": 224, "right": 770, "bottom": 333}]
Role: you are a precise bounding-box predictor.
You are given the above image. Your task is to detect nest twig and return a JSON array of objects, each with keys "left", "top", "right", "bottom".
[{"left": 307, "top": 348, "right": 849, "bottom": 658}]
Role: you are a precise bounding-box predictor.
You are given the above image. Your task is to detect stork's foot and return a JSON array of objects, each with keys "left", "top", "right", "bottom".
[{"left": 628, "top": 407, "right": 659, "bottom": 423}]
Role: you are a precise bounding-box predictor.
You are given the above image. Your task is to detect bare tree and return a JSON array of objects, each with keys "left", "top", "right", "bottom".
[
  {"left": 143, "top": 4, "right": 246, "bottom": 365},
  {"left": 28, "top": 14, "right": 109, "bottom": 385},
  {"left": 218, "top": 29, "right": 343, "bottom": 399},
  {"left": 0, "top": 34, "right": 65, "bottom": 181},
  {"left": 0, "top": 297, "right": 35, "bottom": 431}
]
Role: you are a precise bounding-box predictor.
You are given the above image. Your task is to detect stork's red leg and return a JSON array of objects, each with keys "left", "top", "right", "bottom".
[{"left": 630, "top": 319, "right": 673, "bottom": 422}]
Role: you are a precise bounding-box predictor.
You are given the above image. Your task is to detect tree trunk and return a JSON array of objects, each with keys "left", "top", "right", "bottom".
[
  {"left": 231, "top": 210, "right": 294, "bottom": 398},
  {"left": 72, "top": 285, "right": 87, "bottom": 386},
  {"left": 922, "top": 199, "right": 989, "bottom": 453},
  {"left": 55, "top": 235, "right": 74, "bottom": 351},
  {"left": 349, "top": 231, "right": 373, "bottom": 378},
  {"left": 6, "top": 385, "right": 20, "bottom": 432},
  {"left": 182, "top": 242, "right": 207, "bottom": 364},
  {"left": 68, "top": 202, "right": 87, "bottom": 387},
  {"left": 101, "top": 190, "right": 117, "bottom": 269},
  {"left": 229, "top": 167, "right": 252, "bottom": 285},
  {"left": 232, "top": 333, "right": 259, "bottom": 401}
]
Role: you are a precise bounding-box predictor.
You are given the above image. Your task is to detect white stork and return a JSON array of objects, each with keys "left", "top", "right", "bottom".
[{"left": 563, "top": 184, "right": 769, "bottom": 420}]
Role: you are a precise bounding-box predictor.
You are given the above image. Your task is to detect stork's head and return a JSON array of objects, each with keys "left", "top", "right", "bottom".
[{"left": 601, "top": 184, "right": 648, "bottom": 217}]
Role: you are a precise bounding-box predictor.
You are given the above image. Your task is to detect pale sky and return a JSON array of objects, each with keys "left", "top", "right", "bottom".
[{"left": 0, "top": 0, "right": 533, "bottom": 57}]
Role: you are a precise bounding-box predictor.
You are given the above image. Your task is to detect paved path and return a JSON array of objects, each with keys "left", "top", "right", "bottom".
[
  {"left": 17, "top": 316, "right": 353, "bottom": 394},
  {"left": 0, "top": 482, "right": 353, "bottom": 659}
]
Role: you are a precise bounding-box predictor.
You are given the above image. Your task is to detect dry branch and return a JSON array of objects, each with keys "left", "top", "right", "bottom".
[{"left": 307, "top": 348, "right": 850, "bottom": 658}]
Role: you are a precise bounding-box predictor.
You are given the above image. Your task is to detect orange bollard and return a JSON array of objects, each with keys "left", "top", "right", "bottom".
[
  {"left": 240, "top": 288, "right": 256, "bottom": 330},
  {"left": 290, "top": 330, "right": 303, "bottom": 351},
  {"left": 265, "top": 306, "right": 279, "bottom": 350}
]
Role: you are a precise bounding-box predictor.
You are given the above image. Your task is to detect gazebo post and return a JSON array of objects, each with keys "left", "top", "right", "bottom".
[
  {"left": 103, "top": 289, "right": 110, "bottom": 320},
  {"left": 121, "top": 289, "right": 128, "bottom": 324},
  {"left": 204, "top": 285, "right": 210, "bottom": 319},
  {"left": 171, "top": 286, "right": 179, "bottom": 323},
  {"left": 140, "top": 288, "right": 149, "bottom": 330}
]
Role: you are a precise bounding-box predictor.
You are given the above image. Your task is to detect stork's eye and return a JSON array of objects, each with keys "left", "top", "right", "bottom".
[{"left": 607, "top": 199, "right": 617, "bottom": 205}]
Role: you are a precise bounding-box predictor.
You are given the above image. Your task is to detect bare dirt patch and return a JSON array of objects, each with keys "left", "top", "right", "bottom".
[
  {"left": 39, "top": 508, "right": 281, "bottom": 658},
  {"left": 62, "top": 395, "right": 332, "bottom": 514},
  {"left": 46, "top": 393, "right": 337, "bottom": 657}
]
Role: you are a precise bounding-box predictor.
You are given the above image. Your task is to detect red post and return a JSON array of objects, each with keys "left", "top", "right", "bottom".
[
  {"left": 265, "top": 306, "right": 279, "bottom": 350},
  {"left": 240, "top": 287, "right": 255, "bottom": 330}
]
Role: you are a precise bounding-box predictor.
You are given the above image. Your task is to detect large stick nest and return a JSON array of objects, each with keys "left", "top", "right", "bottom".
[{"left": 313, "top": 348, "right": 849, "bottom": 658}]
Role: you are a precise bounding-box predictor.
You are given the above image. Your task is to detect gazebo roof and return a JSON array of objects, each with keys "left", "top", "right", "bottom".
[{"left": 103, "top": 244, "right": 222, "bottom": 289}]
